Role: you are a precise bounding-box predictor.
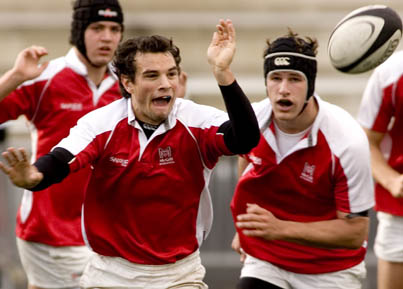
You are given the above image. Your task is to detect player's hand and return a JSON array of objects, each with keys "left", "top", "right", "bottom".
[
  {"left": 236, "top": 203, "right": 284, "bottom": 241},
  {"left": 389, "top": 174, "right": 403, "bottom": 198},
  {"left": 0, "top": 147, "right": 43, "bottom": 189},
  {"left": 11, "top": 46, "right": 49, "bottom": 83},
  {"left": 207, "top": 19, "right": 236, "bottom": 85},
  {"left": 231, "top": 232, "right": 246, "bottom": 263}
]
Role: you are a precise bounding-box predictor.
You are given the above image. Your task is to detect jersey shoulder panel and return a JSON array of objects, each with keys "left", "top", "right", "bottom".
[
  {"left": 173, "top": 98, "right": 227, "bottom": 128},
  {"left": 57, "top": 98, "right": 128, "bottom": 155},
  {"left": 358, "top": 51, "right": 403, "bottom": 130},
  {"left": 318, "top": 100, "right": 374, "bottom": 212},
  {"left": 319, "top": 100, "right": 368, "bottom": 156}
]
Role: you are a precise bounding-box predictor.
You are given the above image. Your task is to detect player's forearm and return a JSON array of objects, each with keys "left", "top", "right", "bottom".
[
  {"left": 213, "top": 67, "right": 235, "bottom": 86},
  {"left": 218, "top": 80, "right": 260, "bottom": 154},
  {"left": 281, "top": 216, "right": 369, "bottom": 249},
  {"left": 369, "top": 140, "right": 400, "bottom": 192},
  {"left": 31, "top": 147, "right": 73, "bottom": 191},
  {"left": 0, "top": 69, "right": 25, "bottom": 102}
]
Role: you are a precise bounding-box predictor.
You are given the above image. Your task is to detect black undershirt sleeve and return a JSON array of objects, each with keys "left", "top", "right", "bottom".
[
  {"left": 217, "top": 80, "right": 260, "bottom": 154},
  {"left": 346, "top": 210, "right": 369, "bottom": 219},
  {"left": 30, "top": 147, "right": 74, "bottom": 191}
]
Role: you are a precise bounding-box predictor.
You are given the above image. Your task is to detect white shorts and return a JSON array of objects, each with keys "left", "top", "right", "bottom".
[
  {"left": 374, "top": 211, "right": 403, "bottom": 262},
  {"left": 240, "top": 254, "right": 366, "bottom": 289},
  {"left": 16, "top": 237, "right": 93, "bottom": 288},
  {"left": 80, "top": 249, "right": 208, "bottom": 289}
]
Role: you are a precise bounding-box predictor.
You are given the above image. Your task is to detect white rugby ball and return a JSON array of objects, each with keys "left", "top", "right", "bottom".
[{"left": 328, "top": 5, "right": 402, "bottom": 74}]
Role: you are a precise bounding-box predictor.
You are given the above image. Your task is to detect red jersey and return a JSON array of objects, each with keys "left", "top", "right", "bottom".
[
  {"left": 0, "top": 48, "right": 122, "bottom": 246},
  {"left": 231, "top": 96, "right": 374, "bottom": 274},
  {"left": 55, "top": 97, "right": 231, "bottom": 264},
  {"left": 358, "top": 50, "right": 403, "bottom": 216}
]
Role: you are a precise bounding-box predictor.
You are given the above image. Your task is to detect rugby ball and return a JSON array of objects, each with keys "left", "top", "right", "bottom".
[{"left": 328, "top": 5, "right": 402, "bottom": 74}]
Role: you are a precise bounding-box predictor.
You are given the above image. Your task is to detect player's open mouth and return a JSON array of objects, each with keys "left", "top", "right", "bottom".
[
  {"left": 152, "top": 96, "right": 172, "bottom": 105},
  {"left": 277, "top": 99, "right": 293, "bottom": 107}
]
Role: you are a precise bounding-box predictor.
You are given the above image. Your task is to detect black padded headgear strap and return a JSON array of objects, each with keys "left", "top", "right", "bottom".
[
  {"left": 70, "top": 0, "right": 124, "bottom": 65},
  {"left": 263, "top": 37, "right": 317, "bottom": 101}
]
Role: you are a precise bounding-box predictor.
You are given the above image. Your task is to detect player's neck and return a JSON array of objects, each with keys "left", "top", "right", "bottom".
[
  {"left": 75, "top": 48, "right": 109, "bottom": 86},
  {"left": 86, "top": 64, "right": 108, "bottom": 87}
]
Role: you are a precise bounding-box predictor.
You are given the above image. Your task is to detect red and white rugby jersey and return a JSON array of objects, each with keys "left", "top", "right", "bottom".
[
  {"left": 231, "top": 96, "right": 374, "bottom": 274},
  {"left": 55, "top": 97, "right": 231, "bottom": 264},
  {"left": 0, "top": 48, "right": 121, "bottom": 246},
  {"left": 357, "top": 50, "right": 403, "bottom": 216}
]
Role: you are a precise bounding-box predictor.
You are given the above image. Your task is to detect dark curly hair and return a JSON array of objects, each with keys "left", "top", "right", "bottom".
[
  {"left": 113, "top": 35, "right": 181, "bottom": 98},
  {"left": 263, "top": 28, "right": 318, "bottom": 59}
]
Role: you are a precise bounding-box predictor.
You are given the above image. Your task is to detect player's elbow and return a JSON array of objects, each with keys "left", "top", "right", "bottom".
[{"left": 344, "top": 217, "right": 370, "bottom": 249}]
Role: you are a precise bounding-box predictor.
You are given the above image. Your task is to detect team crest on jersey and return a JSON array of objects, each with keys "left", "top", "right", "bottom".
[
  {"left": 300, "top": 162, "right": 315, "bottom": 183},
  {"left": 158, "top": 146, "right": 175, "bottom": 165}
]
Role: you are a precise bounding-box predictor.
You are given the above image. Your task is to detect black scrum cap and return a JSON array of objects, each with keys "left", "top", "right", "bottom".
[
  {"left": 264, "top": 37, "right": 317, "bottom": 100},
  {"left": 69, "top": 0, "right": 124, "bottom": 63}
]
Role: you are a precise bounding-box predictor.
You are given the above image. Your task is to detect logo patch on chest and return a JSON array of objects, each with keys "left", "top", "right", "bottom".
[
  {"left": 60, "top": 103, "right": 83, "bottom": 111},
  {"left": 300, "top": 162, "right": 316, "bottom": 183},
  {"left": 109, "top": 156, "right": 128, "bottom": 167},
  {"left": 158, "top": 146, "right": 175, "bottom": 165}
]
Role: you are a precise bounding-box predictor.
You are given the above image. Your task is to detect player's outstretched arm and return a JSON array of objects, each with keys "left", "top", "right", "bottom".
[
  {"left": 0, "top": 147, "right": 43, "bottom": 189},
  {"left": 0, "top": 46, "right": 49, "bottom": 102},
  {"left": 207, "top": 19, "right": 236, "bottom": 85},
  {"left": 209, "top": 19, "right": 260, "bottom": 154}
]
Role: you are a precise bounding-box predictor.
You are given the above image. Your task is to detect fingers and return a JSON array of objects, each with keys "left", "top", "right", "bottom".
[
  {"left": 216, "top": 19, "right": 233, "bottom": 41},
  {"left": 2, "top": 147, "right": 28, "bottom": 166},
  {"left": 19, "top": 148, "right": 29, "bottom": 163},
  {"left": 231, "top": 232, "right": 247, "bottom": 263},
  {"left": 236, "top": 203, "right": 267, "bottom": 221},
  {"left": 240, "top": 249, "right": 246, "bottom": 263},
  {"left": 241, "top": 229, "right": 266, "bottom": 238},
  {"left": 37, "top": 61, "right": 50, "bottom": 74},
  {"left": 2, "top": 147, "right": 18, "bottom": 166},
  {"left": 209, "top": 31, "right": 220, "bottom": 47},
  {"left": 223, "top": 19, "right": 235, "bottom": 42},
  {"left": 0, "top": 161, "right": 11, "bottom": 175},
  {"left": 236, "top": 220, "right": 265, "bottom": 231},
  {"left": 236, "top": 204, "right": 271, "bottom": 235},
  {"left": 246, "top": 203, "right": 265, "bottom": 212},
  {"left": 25, "top": 45, "right": 48, "bottom": 59}
]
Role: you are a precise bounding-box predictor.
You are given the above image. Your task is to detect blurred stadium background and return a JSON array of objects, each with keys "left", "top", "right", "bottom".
[{"left": 1, "top": 1, "right": 403, "bottom": 288}]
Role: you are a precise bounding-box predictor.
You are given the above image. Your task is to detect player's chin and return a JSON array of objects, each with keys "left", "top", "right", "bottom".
[{"left": 91, "top": 56, "right": 113, "bottom": 67}]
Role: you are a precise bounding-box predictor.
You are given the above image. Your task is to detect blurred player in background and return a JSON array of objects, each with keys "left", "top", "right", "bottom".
[
  {"left": 357, "top": 50, "right": 403, "bottom": 289},
  {"left": 0, "top": 19, "right": 260, "bottom": 288},
  {"left": 0, "top": 0, "right": 124, "bottom": 288},
  {"left": 231, "top": 29, "right": 374, "bottom": 289}
]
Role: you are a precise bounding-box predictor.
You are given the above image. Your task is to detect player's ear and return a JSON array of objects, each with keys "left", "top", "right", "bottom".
[{"left": 121, "top": 75, "right": 134, "bottom": 94}]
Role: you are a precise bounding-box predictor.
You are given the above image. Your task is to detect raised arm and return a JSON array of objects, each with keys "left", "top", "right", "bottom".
[
  {"left": 0, "top": 46, "right": 49, "bottom": 102},
  {"left": 208, "top": 19, "right": 260, "bottom": 154},
  {"left": 207, "top": 19, "right": 236, "bottom": 85}
]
